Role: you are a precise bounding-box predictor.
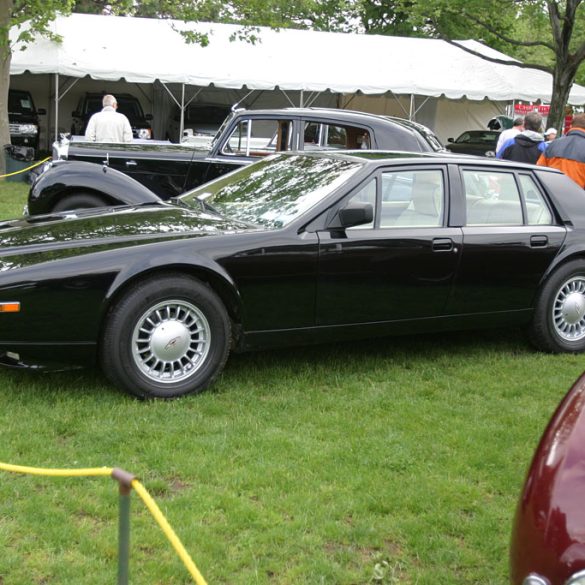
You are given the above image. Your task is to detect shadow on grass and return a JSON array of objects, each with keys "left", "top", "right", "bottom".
[
  {"left": 0, "top": 327, "right": 531, "bottom": 402},
  {"left": 226, "top": 326, "right": 531, "bottom": 373}
]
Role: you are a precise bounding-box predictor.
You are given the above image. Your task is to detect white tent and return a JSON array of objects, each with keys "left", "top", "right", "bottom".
[{"left": 10, "top": 13, "right": 585, "bottom": 143}]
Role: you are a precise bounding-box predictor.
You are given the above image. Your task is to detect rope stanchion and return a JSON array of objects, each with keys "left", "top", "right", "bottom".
[
  {"left": 0, "top": 460, "right": 208, "bottom": 584},
  {"left": 0, "top": 156, "right": 51, "bottom": 179}
]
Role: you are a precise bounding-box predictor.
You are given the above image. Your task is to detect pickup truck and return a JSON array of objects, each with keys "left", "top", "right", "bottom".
[{"left": 27, "top": 107, "right": 445, "bottom": 215}]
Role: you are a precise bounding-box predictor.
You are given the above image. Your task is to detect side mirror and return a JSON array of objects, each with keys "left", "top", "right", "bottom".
[
  {"left": 37, "top": 108, "right": 46, "bottom": 116},
  {"left": 448, "top": 137, "right": 454, "bottom": 143},
  {"left": 330, "top": 202, "right": 374, "bottom": 229}
]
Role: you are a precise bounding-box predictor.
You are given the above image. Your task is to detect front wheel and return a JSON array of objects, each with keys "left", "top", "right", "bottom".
[
  {"left": 530, "top": 259, "right": 585, "bottom": 353},
  {"left": 100, "top": 274, "right": 231, "bottom": 399}
]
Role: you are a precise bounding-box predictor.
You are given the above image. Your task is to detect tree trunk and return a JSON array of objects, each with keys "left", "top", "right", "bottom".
[
  {"left": 0, "top": 0, "right": 13, "bottom": 176},
  {"left": 548, "top": 63, "right": 577, "bottom": 136}
]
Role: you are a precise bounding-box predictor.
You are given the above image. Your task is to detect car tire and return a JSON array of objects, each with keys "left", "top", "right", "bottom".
[
  {"left": 530, "top": 259, "right": 585, "bottom": 353},
  {"left": 52, "top": 192, "right": 108, "bottom": 212},
  {"left": 100, "top": 273, "right": 231, "bottom": 399}
]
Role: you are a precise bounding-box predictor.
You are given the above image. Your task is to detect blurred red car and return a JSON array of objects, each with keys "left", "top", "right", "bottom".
[{"left": 511, "top": 372, "right": 585, "bottom": 585}]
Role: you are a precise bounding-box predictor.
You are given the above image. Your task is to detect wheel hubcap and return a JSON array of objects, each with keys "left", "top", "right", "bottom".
[
  {"left": 132, "top": 300, "right": 211, "bottom": 384},
  {"left": 553, "top": 277, "right": 585, "bottom": 341}
]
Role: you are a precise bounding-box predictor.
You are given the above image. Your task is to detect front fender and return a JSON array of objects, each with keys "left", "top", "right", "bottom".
[
  {"left": 102, "top": 241, "right": 243, "bottom": 329},
  {"left": 28, "top": 160, "right": 161, "bottom": 215}
]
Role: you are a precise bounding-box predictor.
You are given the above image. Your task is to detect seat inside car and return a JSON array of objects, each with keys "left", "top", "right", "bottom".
[{"left": 393, "top": 175, "right": 443, "bottom": 227}]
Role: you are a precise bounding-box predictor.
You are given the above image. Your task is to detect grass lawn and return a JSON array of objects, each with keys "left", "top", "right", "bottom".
[{"left": 0, "top": 178, "right": 583, "bottom": 584}]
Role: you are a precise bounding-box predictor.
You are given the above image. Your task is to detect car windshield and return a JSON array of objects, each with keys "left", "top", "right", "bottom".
[
  {"left": 8, "top": 91, "right": 35, "bottom": 114},
  {"left": 180, "top": 153, "right": 364, "bottom": 229}
]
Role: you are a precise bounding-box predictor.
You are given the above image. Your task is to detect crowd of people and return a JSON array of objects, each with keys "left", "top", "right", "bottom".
[{"left": 496, "top": 110, "right": 585, "bottom": 188}]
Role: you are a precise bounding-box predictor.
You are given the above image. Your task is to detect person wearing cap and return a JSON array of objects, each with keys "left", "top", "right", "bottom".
[
  {"left": 538, "top": 113, "right": 585, "bottom": 188},
  {"left": 495, "top": 116, "right": 524, "bottom": 155},
  {"left": 544, "top": 127, "right": 557, "bottom": 143}
]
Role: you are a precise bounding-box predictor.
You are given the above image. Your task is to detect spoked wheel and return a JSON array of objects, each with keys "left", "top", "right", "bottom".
[
  {"left": 552, "top": 276, "right": 585, "bottom": 343},
  {"left": 530, "top": 260, "right": 585, "bottom": 353},
  {"left": 131, "top": 299, "right": 211, "bottom": 384},
  {"left": 101, "top": 274, "right": 231, "bottom": 398}
]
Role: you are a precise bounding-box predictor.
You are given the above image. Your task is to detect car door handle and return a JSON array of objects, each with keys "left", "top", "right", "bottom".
[
  {"left": 432, "top": 238, "right": 455, "bottom": 252},
  {"left": 125, "top": 160, "right": 138, "bottom": 167},
  {"left": 530, "top": 235, "right": 548, "bottom": 248}
]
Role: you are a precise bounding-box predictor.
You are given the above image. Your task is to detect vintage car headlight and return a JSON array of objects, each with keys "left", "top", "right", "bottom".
[
  {"left": 567, "top": 571, "right": 585, "bottom": 585},
  {"left": 137, "top": 128, "right": 152, "bottom": 139},
  {"left": 10, "top": 123, "right": 38, "bottom": 136}
]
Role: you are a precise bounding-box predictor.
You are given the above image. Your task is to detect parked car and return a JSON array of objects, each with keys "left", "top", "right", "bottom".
[
  {"left": 8, "top": 89, "right": 45, "bottom": 156},
  {"left": 166, "top": 102, "right": 231, "bottom": 143},
  {"left": 488, "top": 115, "right": 514, "bottom": 131},
  {"left": 3, "top": 151, "right": 585, "bottom": 399},
  {"left": 71, "top": 92, "right": 153, "bottom": 140},
  {"left": 27, "top": 107, "right": 445, "bottom": 215},
  {"left": 510, "top": 371, "right": 585, "bottom": 585},
  {"left": 445, "top": 130, "right": 500, "bottom": 156}
]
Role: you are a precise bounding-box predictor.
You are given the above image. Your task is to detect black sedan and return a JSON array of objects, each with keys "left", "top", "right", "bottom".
[
  {"left": 446, "top": 130, "right": 500, "bottom": 156},
  {"left": 1, "top": 151, "right": 583, "bottom": 399}
]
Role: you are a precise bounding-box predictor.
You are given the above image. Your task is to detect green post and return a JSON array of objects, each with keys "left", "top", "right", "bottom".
[
  {"left": 112, "top": 468, "right": 136, "bottom": 585},
  {"left": 118, "top": 488, "right": 131, "bottom": 585}
]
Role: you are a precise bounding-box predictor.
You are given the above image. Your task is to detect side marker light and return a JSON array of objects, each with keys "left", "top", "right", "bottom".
[{"left": 0, "top": 302, "right": 21, "bottom": 313}]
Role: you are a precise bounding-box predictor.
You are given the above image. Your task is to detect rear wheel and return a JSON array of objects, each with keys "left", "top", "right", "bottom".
[
  {"left": 100, "top": 274, "right": 231, "bottom": 399},
  {"left": 530, "top": 259, "right": 585, "bottom": 353},
  {"left": 52, "top": 192, "right": 108, "bottom": 212}
]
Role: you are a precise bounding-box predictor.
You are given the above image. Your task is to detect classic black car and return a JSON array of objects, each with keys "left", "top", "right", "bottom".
[
  {"left": 71, "top": 92, "right": 154, "bottom": 140},
  {"left": 2, "top": 151, "right": 582, "bottom": 399},
  {"left": 446, "top": 130, "right": 500, "bottom": 157},
  {"left": 27, "top": 107, "right": 445, "bottom": 215},
  {"left": 8, "top": 89, "right": 46, "bottom": 156}
]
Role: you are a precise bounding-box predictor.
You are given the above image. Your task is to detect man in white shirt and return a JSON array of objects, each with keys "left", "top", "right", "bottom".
[
  {"left": 495, "top": 116, "right": 524, "bottom": 156},
  {"left": 85, "top": 94, "right": 133, "bottom": 143}
]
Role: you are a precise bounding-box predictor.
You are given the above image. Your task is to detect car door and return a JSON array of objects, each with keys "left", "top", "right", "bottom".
[
  {"left": 445, "top": 167, "right": 566, "bottom": 315},
  {"left": 316, "top": 165, "right": 462, "bottom": 325}
]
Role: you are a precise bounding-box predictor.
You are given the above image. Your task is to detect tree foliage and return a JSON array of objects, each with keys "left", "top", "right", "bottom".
[
  {"left": 378, "top": 0, "right": 585, "bottom": 133},
  {"left": 1, "top": 0, "right": 76, "bottom": 174}
]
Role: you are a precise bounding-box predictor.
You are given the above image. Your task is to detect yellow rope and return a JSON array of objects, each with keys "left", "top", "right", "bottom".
[
  {"left": 0, "top": 156, "right": 51, "bottom": 179},
  {"left": 132, "top": 479, "right": 208, "bottom": 585},
  {"left": 0, "top": 461, "right": 113, "bottom": 477},
  {"left": 0, "top": 461, "right": 208, "bottom": 584}
]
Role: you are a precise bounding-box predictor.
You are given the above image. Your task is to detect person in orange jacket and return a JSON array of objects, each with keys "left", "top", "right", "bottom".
[{"left": 537, "top": 113, "right": 585, "bottom": 188}]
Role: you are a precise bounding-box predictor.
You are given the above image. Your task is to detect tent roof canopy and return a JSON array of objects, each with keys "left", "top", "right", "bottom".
[{"left": 10, "top": 12, "right": 585, "bottom": 104}]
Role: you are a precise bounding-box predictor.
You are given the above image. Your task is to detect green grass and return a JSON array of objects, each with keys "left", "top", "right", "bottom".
[{"left": 0, "top": 180, "right": 583, "bottom": 584}]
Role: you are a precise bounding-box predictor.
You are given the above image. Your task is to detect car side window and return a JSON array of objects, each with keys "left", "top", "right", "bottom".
[
  {"left": 222, "top": 119, "right": 292, "bottom": 157},
  {"left": 303, "top": 122, "right": 371, "bottom": 150},
  {"left": 519, "top": 174, "right": 553, "bottom": 225},
  {"left": 380, "top": 170, "right": 444, "bottom": 228},
  {"left": 464, "top": 170, "right": 523, "bottom": 226}
]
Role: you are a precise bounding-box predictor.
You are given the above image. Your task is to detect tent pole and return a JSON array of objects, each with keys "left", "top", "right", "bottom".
[
  {"left": 300, "top": 90, "right": 304, "bottom": 108},
  {"left": 179, "top": 84, "right": 185, "bottom": 141},
  {"left": 54, "top": 74, "right": 60, "bottom": 143},
  {"left": 409, "top": 94, "right": 415, "bottom": 121}
]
